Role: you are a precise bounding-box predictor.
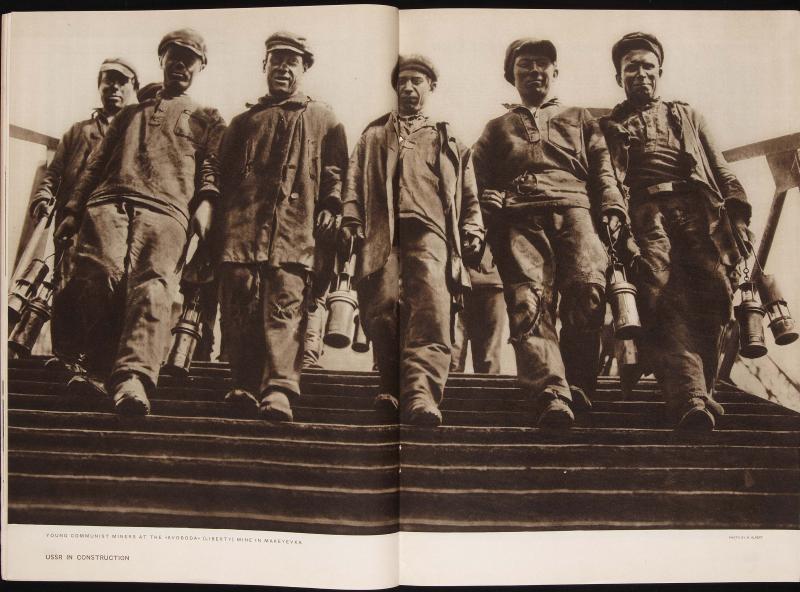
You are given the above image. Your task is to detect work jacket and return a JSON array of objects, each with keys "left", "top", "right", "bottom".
[
  {"left": 342, "top": 112, "right": 485, "bottom": 294},
  {"left": 33, "top": 110, "right": 109, "bottom": 225},
  {"left": 601, "top": 99, "right": 752, "bottom": 266},
  {"left": 473, "top": 99, "right": 626, "bottom": 220},
  {"left": 218, "top": 92, "right": 348, "bottom": 272},
  {"left": 66, "top": 91, "right": 226, "bottom": 230}
]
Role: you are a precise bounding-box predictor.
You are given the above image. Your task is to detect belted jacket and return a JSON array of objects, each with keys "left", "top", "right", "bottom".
[
  {"left": 342, "top": 112, "right": 485, "bottom": 293},
  {"left": 600, "top": 99, "right": 752, "bottom": 265},
  {"left": 472, "top": 99, "right": 626, "bottom": 220},
  {"left": 33, "top": 110, "right": 109, "bottom": 224},
  {"left": 218, "top": 92, "right": 348, "bottom": 271},
  {"left": 66, "top": 92, "right": 226, "bottom": 230}
]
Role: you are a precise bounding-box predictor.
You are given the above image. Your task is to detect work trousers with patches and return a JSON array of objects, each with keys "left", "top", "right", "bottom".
[
  {"left": 450, "top": 287, "right": 506, "bottom": 374},
  {"left": 357, "top": 219, "right": 451, "bottom": 404},
  {"left": 488, "top": 206, "right": 608, "bottom": 400},
  {"left": 219, "top": 263, "right": 308, "bottom": 399},
  {"left": 54, "top": 200, "right": 186, "bottom": 391},
  {"left": 629, "top": 192, "right": 734, "bottom": 413}
]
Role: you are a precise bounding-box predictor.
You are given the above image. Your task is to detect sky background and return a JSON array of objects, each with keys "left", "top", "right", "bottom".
[{"left": 5, "top": 7, "right": 800, "bottom": 381}]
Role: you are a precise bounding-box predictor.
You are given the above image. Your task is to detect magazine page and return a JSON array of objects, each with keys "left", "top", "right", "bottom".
[
  {"left": 397, "top": 7, "right": 800, "bottom": 585},
  {"left": 2, "top": 5, "right": 401, "bottom": 588}
]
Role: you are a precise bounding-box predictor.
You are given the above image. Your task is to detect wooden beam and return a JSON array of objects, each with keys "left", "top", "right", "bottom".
[
  {"left": 723, "top": 132, "right": 800, "bottom": 163},
  {"left": 9, "top": 124, "right": 59, "bottom": 151}
]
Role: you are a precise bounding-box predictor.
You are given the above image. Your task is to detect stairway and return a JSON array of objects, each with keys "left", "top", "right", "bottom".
[{"left": 7, "top": 357, "right": 800, "bottom": 534}]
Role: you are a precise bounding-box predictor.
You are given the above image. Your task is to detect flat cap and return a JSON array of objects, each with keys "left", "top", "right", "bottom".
[
  {"left": 265, "top": 31, "right": 314, "bottom": 68},
  {"left": 158, "top": 28, "right": 208, "bottom": 65},
  {"left": 99, "top": 58, "right": 138, "bottom": 85},
  {"left": 612, "top": 32, "right": 663, "bottom": 73},
  {"left": 391, "top": 54, "right": 438, "bottom": 87},
  {"left": 504, "top": 38, "right": 557, "bottom": 84}
]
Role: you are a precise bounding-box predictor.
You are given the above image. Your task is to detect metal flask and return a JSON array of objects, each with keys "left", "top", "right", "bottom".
[
  {"left": 164, "top": 292, "right": 203, "bottom": 378},
  {"left": 757, "top": 274, "right": 798, "bottom": 346},
  {"left": 735, "top": 281, "right": 768, "bottom": 358},
  {"left": 8, "top": 258, "right": 49, "bottom": 331},
  {"left": 352, "top": 314, "right": 370, "bottom": 353},
  {"left": 607, "top": 264, "right": 641, "bottom": 340},
  {"left": 9, "top": 280, "right": 54, "bottom": 358},
  {"left": 324, "top": 250, "right": 358, "bottom": 348}
]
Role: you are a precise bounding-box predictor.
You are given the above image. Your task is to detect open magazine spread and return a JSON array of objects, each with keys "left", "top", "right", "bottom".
[{"left": 2, "top": 5, "right": 799, "bottom": 588}]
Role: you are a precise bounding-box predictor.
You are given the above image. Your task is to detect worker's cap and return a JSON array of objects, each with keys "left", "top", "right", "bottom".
[
  {"left": 612, "top": 32, "right": 664, "bottom": 73},
  {"left": 391, "top": 54, "right": 438, "bottom": 87},
  {"left": 265, "top": 31, "right": 314, "bottom": 68},
  {"left": 158, "top": 28, "right": 208, "bottom": 65},
  {"left": 99, "top": 58, "right": 138, "bottom": 86},
  {"left": 504, "top": 38, "right": 557, "bottom": 84}
]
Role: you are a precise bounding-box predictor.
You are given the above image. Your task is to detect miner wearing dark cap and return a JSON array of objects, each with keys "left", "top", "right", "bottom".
[
  {"left": 29, "top": 58, "right": 138, "bottom": 376},
  {"left": 472, "top": 38, "right": 626, "bottom": 428},
  {"left": 54, "top": 29, "right": 226, "bottom": 414},
  {"left": 217, "top": 32, "right": 348, "bottom": 422},
  {"left": 340, "top": 55, "right": 485, "bottom": 426},
  {"left": 600, "top": 32, "right": 752, "bottom": 430}
]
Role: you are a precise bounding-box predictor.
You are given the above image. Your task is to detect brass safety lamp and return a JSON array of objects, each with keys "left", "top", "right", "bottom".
[
  {"left": 9, "top": 280, "right": 54, "bottom": 358},
  {"left": 8, "top": 258, "right": 49, "bottom": 331},
  {"left": 735, "top": 281, "right": 768, "bottom": 358},
  {"left": 352, "top": 314, "right": 370, "bottom": 353},
  {"left": 324, "top": 244, "right": 358, "bottom": 348},
  {"left": 757, "top": 274, "right": 798, "bottom": 346},
  {"left": 164, "top": 292, "right": 203, "bottom": 378},
  {"left": 607, "top": 263, "right": 642, "bottom": 340}
]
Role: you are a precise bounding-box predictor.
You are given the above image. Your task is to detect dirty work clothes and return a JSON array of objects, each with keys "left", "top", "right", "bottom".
[
  {"left": 450, "top": 286, "right": 505, "bottom": 374},
  {"left": 357, "top": 219, "right": 451, "bottom": 403},
  {"left": 219, "top": 264, "right": 308, "bottom": 398},
  {"left": 629, "top": 193, "right": 735, "bottom": 411},
  {"left": 472, "top": 99, "right": 626, "bottom": 219},
  {"left": 218, "top": 93, "right": 348, "bottom": 270},
  {"left": 489, "top": 206, "right": 608, "bottom": 400},
  {"left": 54, "top": 201, "right": 186, "bottom": 390},
  {"left": 66, "top": 92, "right": 225, "bottom": 230},
  {"left": 303, "top": 294, "right": 327, "bottom": 368}
]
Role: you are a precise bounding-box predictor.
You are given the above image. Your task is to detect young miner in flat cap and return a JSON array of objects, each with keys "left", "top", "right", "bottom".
[
  {"left": 30, "top": 58, "right": 139, "bottom": 384},
  {"left": 473, "top": 38, "right": 627, "bottom": 429},
  {"left": 217, "top": 31, "right": 348, "bottom": 422},
  {"left": 55, "top": 29, "right": 226, "bottom": 414},
  {"left": 600, "top": 32, "right": 753, "bottom": 431},
  {"left": 339, "top": 55, "right": 485, "bottom": 426}
]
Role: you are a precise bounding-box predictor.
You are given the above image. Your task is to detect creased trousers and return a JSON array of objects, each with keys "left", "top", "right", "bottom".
[
  {"left": 450, "top": 287, "right": 506, "bottom": 374},
  {"left": 219, "top": 263, "right": 309, "bottom": 398},
  {"left": 488, "top": 206, "right": 608, "bottom": 400},
  {"left": 54, "top": 200, "right": 186, "bottom": 390}
]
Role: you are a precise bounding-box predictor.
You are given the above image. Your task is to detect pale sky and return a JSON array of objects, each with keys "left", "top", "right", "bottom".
[{"left": 5, "top": 7, "right": 800, "bottom": 379}]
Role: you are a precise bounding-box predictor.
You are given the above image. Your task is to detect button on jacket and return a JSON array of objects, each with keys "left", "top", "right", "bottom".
[
  {"left": 66, "top": 92, "right": 226, "bottom": 229},
  {"left": 473, "top": 99, "right": 625, "bottom": 218},
  {"left": 218, "top": 93, "right": 348, "bottom": 270},
  {"left": 34, "top": 110, "right": 110, "bottom": 224}
]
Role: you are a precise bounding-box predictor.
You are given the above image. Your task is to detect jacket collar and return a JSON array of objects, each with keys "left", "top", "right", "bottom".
[
  {"left": 251, "top": 91, "right": 309, "bottom": 108},
  {"left": 503, "top": 96, "right": 560, "bottom": 112}
]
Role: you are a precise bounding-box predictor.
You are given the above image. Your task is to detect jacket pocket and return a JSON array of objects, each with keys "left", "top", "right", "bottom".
[
  {"left": 174, "top": 109, "right": 209, "bottom": 147},
  {"left": 548, "top": 117, "right": 582, "bottom": 155}
]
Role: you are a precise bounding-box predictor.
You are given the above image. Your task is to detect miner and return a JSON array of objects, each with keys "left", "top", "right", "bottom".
[
  {"left": 601, "top": 33, "right": 752, "bottom": 430},
  {"left": 217, "top": 32, "right": 348, "bottom": 422},
  {"left": 340, "top": 54, "right": 484, "bottom": 426},
  {"left": 55, "top": 29, "right": 226, "bottom": 415},
  {"left": 30, "top": 58, "right": 138, "bottom": 376},
  {"left": 472, "top": 38, "right": 626, "bottom": 428}
]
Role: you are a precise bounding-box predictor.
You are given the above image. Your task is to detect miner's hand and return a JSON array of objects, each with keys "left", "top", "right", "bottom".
[
  {"left": 339, "top": 223, "right": 365, "bottom": 257},
  {"left": 55, "top": 214, "right": 80, "bottom": 242},
  {"left": 480, "top": 189, "right": 505, "bottom": 214},
  {"left": 602, "top": 212, "right": 622, "bottom": 244},
  {"left": 190, "top": 199, "right": 214, "bottom": 241},
  {"left": 314, "top": 210, "right": 338, "bottom": 243},
  {"left": 462, "top": 232, "right": 482, "bottom": 260},
  {"left": 29, "top": 197, "right": 53, "bottom": 221}
]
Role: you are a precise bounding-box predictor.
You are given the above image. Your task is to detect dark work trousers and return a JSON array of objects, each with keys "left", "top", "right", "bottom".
[
  {"left": 488, "top": 206, "right": 608, "bottom": 400},
  {"left": 450, "top": 287, "right": 506, "bottom": 373},
  {"left": 219, "top": 263, "right": 309, "bottom": 399},
  {"left": 303, "top": 294, "right": 328, "bottom": 368},
  {"left": 54, "top": 200, "right": 187, "bottom": 391},
  {"left": 357, "top": 219, "right": 451, "bottom": 404},
  {"left": 629, "top": 192, "right": 733, "bottom": 413},
  {"left": 50, "top": 209, "right": 81, "bottom": 364}
]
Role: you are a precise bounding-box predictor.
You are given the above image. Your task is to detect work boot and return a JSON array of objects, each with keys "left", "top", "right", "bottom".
[
  {"left": 373, "top": 393, "right": 399, "bottom": 412},
  {"left": 702, "top": 396, "right": 726, "bottom": 418},
  {"left": 569, "top": 385, "right": 593, "bottom": 413},
  {"left": 67, "top": 373, "right": 107, "bottom": 397},
  {"left": 535, "top": 390, "right": 575, "bottom": 430},
  {"left": 259, "top": 389, "right": 294, "bottom": 422},
  {"left": 224, "top": 388, "right": 259, "bottom": 415},
  {"left": 676, "top": 397, "right": 715, "bottom": 432},
  {"left": 44, "top": 357, "right": 69, "bottom": 372},
  {"left": 111, "top": 374, "right": 151, "bottom": 416},
  {"left": 401, "top": 394, "right": 442, "bottom": 427}
]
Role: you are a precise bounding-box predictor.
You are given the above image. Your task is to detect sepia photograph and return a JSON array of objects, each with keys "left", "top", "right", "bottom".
[{"left": 3, "top": 4, "right": 799, "bottom": 587}]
